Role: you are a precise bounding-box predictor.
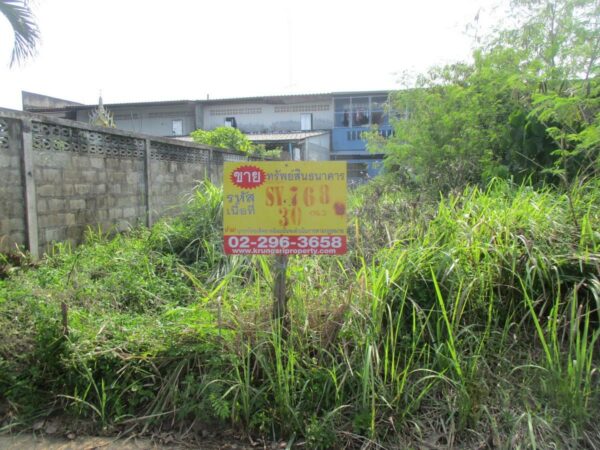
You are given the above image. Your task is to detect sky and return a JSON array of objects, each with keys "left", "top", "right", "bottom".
[{"left": 0, "top": 0, "right": 504, "bottom": 110}]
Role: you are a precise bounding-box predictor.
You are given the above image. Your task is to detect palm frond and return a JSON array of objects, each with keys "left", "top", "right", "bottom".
[{"left": 0, "top": 0, "right": 40, "bottom": 67}]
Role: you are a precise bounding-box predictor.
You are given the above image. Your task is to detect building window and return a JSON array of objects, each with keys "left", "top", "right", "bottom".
[
  {"left": 334, "top": 96, "right": 390, "bottom": 128},
  {"left": 352, "top": 97, "right": 369, "bottom": 126},
  {"left": 301, "top": 113, "right": 313, "bottom": 131},
  {"left": 370, "top": 96, "right": 388, "bottom": 126},
  {"left": 172, "top": 119, "right": 183, "bottom": 136},
  {"left": 334, "top": 98, "right": 351, "bottom": 127},
  {"left": 224, "top": 117, "right": 237, "bottom": 128}
]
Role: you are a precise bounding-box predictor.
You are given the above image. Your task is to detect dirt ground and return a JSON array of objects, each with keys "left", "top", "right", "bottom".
[
  {"left": 0, "top": 434, "right": 269, "bottom": 449},
  {"left": 0, "top": 414, "right": 288, "bottom": 449},
  {"left": 0, "top": 435, "right": 184, "bottom": 449}
]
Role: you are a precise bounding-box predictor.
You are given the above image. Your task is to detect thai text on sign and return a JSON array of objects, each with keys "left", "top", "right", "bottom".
[{"left": 223, "top": 161, "right": 347, "bottom": 255}]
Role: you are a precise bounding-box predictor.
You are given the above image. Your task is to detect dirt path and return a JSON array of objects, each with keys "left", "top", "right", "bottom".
[
  {"left": 0, "top": 435, "right": 180, "bottom": 449},
  {"left": 0, "top": 435, "right": 260, "bottom": 449}
]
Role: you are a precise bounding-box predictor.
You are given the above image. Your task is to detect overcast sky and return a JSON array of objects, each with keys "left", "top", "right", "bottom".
[{"left": 0, "top": 0, "right": 504, "bottom": 109}]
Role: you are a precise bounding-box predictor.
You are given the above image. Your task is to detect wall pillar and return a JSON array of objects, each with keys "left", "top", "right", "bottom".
[
  {"left": 209, "top": 148, "right": 216, "bottom": 184},
  {"left": 20, "top": 119, "right": 39, "bottom": 259},
  {"left": 144, "top": 138, "right": 152, "bottom": 227}
]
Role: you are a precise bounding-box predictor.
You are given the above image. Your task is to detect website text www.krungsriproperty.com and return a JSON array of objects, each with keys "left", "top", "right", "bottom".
[{"left": 229, "top": 248, "right": 338, "bottom": 255}]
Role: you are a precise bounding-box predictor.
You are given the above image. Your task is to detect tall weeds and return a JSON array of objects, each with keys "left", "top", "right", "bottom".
[{"left": 0, "top": 178, "right": 598, "bottom": 448}]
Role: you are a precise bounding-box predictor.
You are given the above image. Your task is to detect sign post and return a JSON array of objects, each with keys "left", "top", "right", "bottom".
[
  {"left": 223, "top": 161, "right": 347, "bottom": 324},
  {"left": 273, "top": 254, "right": 288, "bottom": 322}
]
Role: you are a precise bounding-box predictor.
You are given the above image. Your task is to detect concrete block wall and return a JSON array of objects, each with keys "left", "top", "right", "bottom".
[
  {"left": 149, "top": 141, "right": 210, "bottom": 218},
  {"left": 0, "top": 109, "right": 260, "bottom": 257},
  {"left": 0, "top": 118, "right": 26, "bottom": 250},
  {"left": 33, "top": 152, "right": 147, "bottom": 249}
]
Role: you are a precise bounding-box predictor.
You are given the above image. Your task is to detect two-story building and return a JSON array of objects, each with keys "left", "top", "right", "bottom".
[{"left": 22, "top": 90, "right": 393, "bottom": 182}]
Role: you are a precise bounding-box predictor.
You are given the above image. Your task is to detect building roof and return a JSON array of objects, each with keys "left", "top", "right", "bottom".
[
  {"left": 174, "top": 130, "right": 329, "bottom": 144},
  {"left": 22, "top": 90, "right": 394, "bottom": 112},
  {"left": 332, "top": 90, "right": 391, "bottom": 97},
  {"left": 24, "top": 99, "right": 197, "bottom": 113},
  {"left": 195, "top": 90, "right": 392, "bottom": 105},
  {"left": 245, "top": 131, "right": 329, "bottom": 142}
]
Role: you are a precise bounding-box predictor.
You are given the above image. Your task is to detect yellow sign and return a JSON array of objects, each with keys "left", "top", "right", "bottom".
[{"left": 223, "top": 161, "right": 347, "bottom": 255}]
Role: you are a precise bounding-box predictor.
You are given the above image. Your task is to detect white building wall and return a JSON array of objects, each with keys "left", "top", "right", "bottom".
[
  {"left": 203, "top": 99, "right": 334, "bottom": 133},
  {"left": 305, "top": 133, "right": 330, "bottom": 161},
  {"left": 77, "top": 105, "right": 196, "bottom": 136}
]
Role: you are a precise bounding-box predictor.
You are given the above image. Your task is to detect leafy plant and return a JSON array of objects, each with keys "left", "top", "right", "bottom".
[{"left": 190, "top": 127, "right": 280, "bottom": 158}]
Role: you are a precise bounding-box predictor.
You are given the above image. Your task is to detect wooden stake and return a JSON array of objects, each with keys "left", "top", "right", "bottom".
[{"left": 272, "top": 254, "right": 289, "bottom": 327}]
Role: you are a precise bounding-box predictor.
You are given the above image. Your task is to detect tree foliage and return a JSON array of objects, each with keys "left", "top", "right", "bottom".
[
  {"left": 373, "top": 0, "right": 600, "bottom": 193},
  {"left": 190, "top": 127, "right": 280, "bottom": 158},
  {"left": 191, "top": 127, "right": 254, "bottom": 153},
  {"left": 0, "top": 0, "right": 40, "bottom": 67}
]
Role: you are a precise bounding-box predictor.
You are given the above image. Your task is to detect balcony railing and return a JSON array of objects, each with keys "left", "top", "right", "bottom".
[{"left": 331, "top": 126, "right": 393, "bottom": 152}]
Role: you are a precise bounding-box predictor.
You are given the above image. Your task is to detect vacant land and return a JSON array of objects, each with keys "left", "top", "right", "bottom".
[{"left": 1, "top": 179, "right": 599, "bottom": 449}]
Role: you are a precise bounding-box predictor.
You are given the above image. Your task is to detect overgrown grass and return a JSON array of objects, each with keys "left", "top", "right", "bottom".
[{"left": 0, "top": 178, "right": 598, "bottom": 448}]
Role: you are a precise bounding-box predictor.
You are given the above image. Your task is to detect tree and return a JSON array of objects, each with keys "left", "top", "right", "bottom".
[
  {"left": 190, "top": 127, "right": 280, "bottom": 158},
  {"left": 372, "top": 0, "right": 599, "bottom": 192},
  {"left": 492, "top": 0, "right": 600, "bottom": 83},
  {"left": 505, "top": 0, "right": 600, "bottom": 182},
  {"left": 486, "top": 0, "right": 600, "bottom": 183},
  {"left": 371, "top": 48, "right": 538, "bottom": 192},
  {"left": 0, "top": 0, "right": 40, "bottom": 67},
  {"left": 191, "top": 127, "right": 254, "bottom": 153}
]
